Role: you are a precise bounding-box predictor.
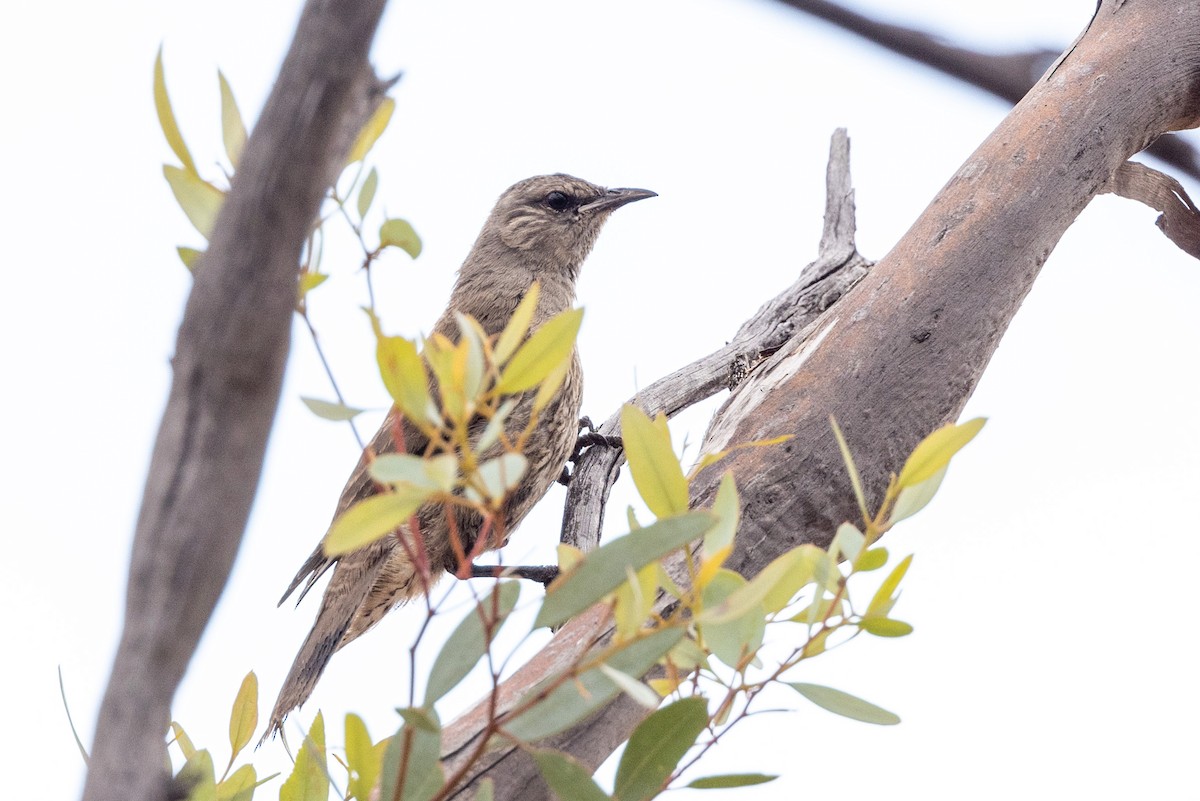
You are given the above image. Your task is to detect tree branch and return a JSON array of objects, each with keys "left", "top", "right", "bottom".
[
  {"left": 81, "top": 3, "right": 387, "bottom": 800},
  {"left": 771, "top": 0, "right": 1200, "bottom": 182},
  {"left": 443, "top": 1, "right": 1200, "bottom": 796}
]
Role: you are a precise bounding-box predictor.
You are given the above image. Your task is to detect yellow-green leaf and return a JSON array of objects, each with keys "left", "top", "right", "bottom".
[
  {"left": 896, "top": 417, "right": 986, "bottom": 488},
  {"left": 154, "top": 47, "right": 197, "bottom": 176},
  {"left": 357, "top": 167, "right": 378, "bottom": 219},
  {"left": 297, "top": 271, "right": 327, "bottom": 300},
  {"left": 855, "top": 546, "right": 889, "bottom": 572},
  {"left": 532, "top": 351, "right": 572, "bottom": 415},
  {"left": 176, "top": 749, "right": 217, "bottom": 801},
  {"left": 347, "top": 96, "right": 395, "bottom": 164},
  {"left": 378, "top": 708, "right": 444, "bottom": 801},
  {"left": 859, "top": 618, "right": 913, "bottom": 637},
  {"left": 494, "top": 282, "right": 541, "bottom": 365},
  {"left": 163, "top": 165, "right": 225, "bottom": 239},
  {"left": 698, "top": 546, "right": 812, "bottom": 624},
  {"left": 495, "top": 308, "right": 583, "bottom": 394},
  {"left": 891, "top": 464, "right": 948, "bottom": 523},
  {"left": 322, "top": 488, "right": 431, "bottom": 557},
  {"left": 598, "top": 663, "right": 660, "bottom": 709},
  {"left": 829, "top": 415, "right": 869, "bottom": 523},
  {"left": 344, "top": 714, "right": 379, "bottom": 801},
  {"left": 170, "top": 721, "right": 197, "bottom": 760},
  {"left": 279, "top": 712, "right": 327, "bottom": 801},
  {"left": 703, "top": 471, "right": 739, "bottom": 558},
  {"left": 374, "top": 331, "right": 433, "bottom": 429},
  {"left": 370, "top": 452, "right": 457, "bottom": 493},
  {"left": 613, "top": 562, "right": 659, "bottom": 639},
  {"left": 866, "top": 553, "right": 913, "bottom": 619},
  {"left": 227, "top": 671, "right": 258, "bottom": 760},
  {"left": 379, "top": 218, "right": 422, "bottom": 259},
  {"left": 177, "top": 246, "right": 204, "bottom": 272},
  {"left": 215, "top": 763, "right": 256, "bottom": 801},
  {"left": 621, "top": 405, "right": 688, "bottom": 519},
  {"left": 217, "top": 70, "right": 247, "bottom": 167}
]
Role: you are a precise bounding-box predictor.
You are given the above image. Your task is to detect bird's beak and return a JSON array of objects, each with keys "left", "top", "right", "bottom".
[{"left": 580, "top": 187, "right": 658, "bottom": 213}]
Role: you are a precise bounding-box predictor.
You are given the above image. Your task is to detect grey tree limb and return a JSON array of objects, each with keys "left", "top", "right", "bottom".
[
  {"left": 443, "top": 1, "right": 1200, "bottom": 796},
  {"left": 771, "top": 0, "right": 1200, "bottom": 182},
  {"left": 80, "top": 2, "right": 388, "bottom": 800}
]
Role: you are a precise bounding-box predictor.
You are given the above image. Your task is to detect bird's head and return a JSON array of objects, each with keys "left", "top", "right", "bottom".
[{"left": 486, "top": 174, "right": 657, "bottom": 279}]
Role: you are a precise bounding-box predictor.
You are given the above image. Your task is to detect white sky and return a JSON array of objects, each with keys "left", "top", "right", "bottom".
[{"left": 4, "top": 1, "right": 1198, "bottom": 799}]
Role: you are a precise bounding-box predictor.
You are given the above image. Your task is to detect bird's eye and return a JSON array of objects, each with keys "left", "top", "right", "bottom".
[{"left": 545, "top": 191, "right": 571, "bottom": 212}]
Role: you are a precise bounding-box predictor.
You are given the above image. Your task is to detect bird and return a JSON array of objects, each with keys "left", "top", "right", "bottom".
[{"left": 263, "top": 174, "right": 656, "bottom": 741}]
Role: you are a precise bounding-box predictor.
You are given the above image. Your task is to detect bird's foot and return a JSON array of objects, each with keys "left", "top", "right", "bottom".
[
  {"left": 468, "top": 563, "right": 560, "bottom": 587},
  {"left": 559, "top": 417, "right": 623, "bottom": 485}
]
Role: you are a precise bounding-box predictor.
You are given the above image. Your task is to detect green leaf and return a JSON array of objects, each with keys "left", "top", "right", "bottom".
[
  {"left": 344, "top": 714, "right": 379, "bottom": 801},
  {"left": 217, "top": 70, "right": 247, "bottom": 167},
  {"left": 891, "top": 464, "right": 947, "bottom": 523},
  {"left": 859, "top": 618, "right": 913, "bottom": 637},
  {"left": 505, "top": 627, "right": 684, "bottom": 742},
  {"left": 686, "top": 773, "right": 777, "bottom": 790},
  {"left": 614, "top": 697, "right": 707, "bottom": 801},
  {"left": 896, "top": 417, "right": 985, "bottom": 488},
  {"left": 866, "top": 554, "right": 912, "bottom": 619},
  {"left": 154, "top": 47, "right": 197, "bottom": 175},
  {"left": 494, "top": 283, "right": 541, "bottom": 365},
  {"left": 621, "top": 405, "right": 688, "bottom": 519},
  {"left": 532, "top": 749, "right": 612, "bottom": 801},
  {"left": 788, "top": 683, "right": 900, "bottom": 725},
  {"left": 176, "top": 749, "right": 217, "bottom": 801},
  {"left": 476, "top": 779, "right": 495, "bottom": 801},
  {"left": 347, "top": 97, "right": 395, "bottom": 164},
  {"left": 496, "top": 308, "right": 583, "bottom": 395},
  {"left": 380, "top": 218, "right": 422, "bottom": 259},
  {"left": 301, "top": 396, "right": 366, "bottom": 422},
  {"left": 177, "top": 246, "right": 204, "bottom": 272},
  {"left": 378, "top": 709, "right": 444, "bottom": 801},
  {"left": 163, "top": 165, "right": 225, "bottom": 239},
  {"left": 397, "top": 706, "right": 441, "bottom": 734},
  {"left": 357, "top": 167, "right": 378, "bottom": 219},
  {"left": 466, "top": 453, "right": 528, "bottom": 504},
  {"left": 322, "top": 488, "right": 432, "bottom": 557},
  {"left": 535, "top": 512, "right": 713, "bottom": 629},
  {"left": 373, "top": 327, "right": 433, "bottom": 429},
  {"left": 227, "top": 671, "right": 258, "bottom": 762},
  {"left": 279, "top": 712, "right": 328, "bottom": 801},
  {"left": 698, "top": 570, "right": 764, "bottom": 668},
  {"left": 424, "top": 582, "right": 520, "bottom": 706}
]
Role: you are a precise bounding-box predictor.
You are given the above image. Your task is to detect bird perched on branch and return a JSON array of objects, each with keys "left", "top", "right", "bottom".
[{"left": 263, "top": 174, "right": 655, "bottom": 741}]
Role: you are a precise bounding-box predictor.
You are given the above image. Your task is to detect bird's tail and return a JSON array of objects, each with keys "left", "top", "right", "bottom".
[{"left": 259, "top": 555, "right": 384, "bottom": 746}]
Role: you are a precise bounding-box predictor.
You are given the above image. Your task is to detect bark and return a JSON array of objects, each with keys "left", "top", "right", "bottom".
[
  {"left": 444, "top": 1, "right": 1200, "bottom": 796},
  {"left": 80, "top": 3, "right": 387, "bottom": 800}
]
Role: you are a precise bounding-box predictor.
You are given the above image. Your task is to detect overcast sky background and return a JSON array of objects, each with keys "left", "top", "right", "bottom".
[{"left": 4, "top": 1, "right": 1198, "bottom": 798}]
